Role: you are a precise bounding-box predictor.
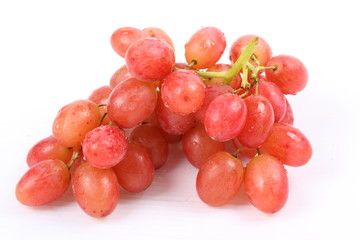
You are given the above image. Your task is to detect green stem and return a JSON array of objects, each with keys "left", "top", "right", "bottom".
[
  {"left": 232, "top": 146, "right": 245, "bottom": 158},
  {"left": 66, "top": 150, "right": 81, "bottom": 169}
]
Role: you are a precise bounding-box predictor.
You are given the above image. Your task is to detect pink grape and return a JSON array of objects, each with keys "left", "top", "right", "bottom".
[
  {"left": 110, "top": 27, "right": 149, "bottom": 58},
  {"left": 237, "top": 95, "right": 274, "bottom": 148},
  {"left": 279, "top": 97, "right": 294, "bottom": 125},
  {"left": 245, "top": 154, "right": 288, "bottom": 213},
  {"left": 230, "top": 35, "right": 272, "bottom": 67},
  {"left": 82, "top": 125, "right": 128, "bottom": 169},
  {"left": 16, "top": 159, "right": 70, "bottom": 206},
  {"left": 205, "top": 63, "right": 241, "bottom": 90},
  {"left": 204, "top": 93, "right": 247, "bottom": 142},
  {"left": 161, "top": 70, "right": 205, "bottom": 115},
  {"left": 109, "top": 65, "right": 133, "bottom": 89},
  {"left": 107, "top": 78, "right": 157, "bottom": 128},
  {"left": 196, "top": 151, "right": 244, "bottom": 206},
  {"left": 185, "top": 27, "right": 226, "bottom": 69},
  {"left": 182, "top": 123, "right": 224, "bottom": 168},
  {"left": 125, "top": 38, "right": 175, "bottom": 81},
  {"left": 88, "top": 85, "right": 112, "bottom": 125},
  {"left": 265, "top": 55, "right": 308, "bottom": 95},
  {"left": 262, "top": 123, "right": 312, "bottom": 167},
  {"left": 26, "top": 136, "right": 73, "bottom": 167},
  {"left": 113, "top": 141, "right": 154, "bottom": 193},
  {"left": 72, "top": 163, "right": 120, "bottom": 218},
  {"left": 143, "top": 27, "right": 174, "bottom": 49},
  {"left": 52, "top": 99, "right": 101, "bottom": 148}
]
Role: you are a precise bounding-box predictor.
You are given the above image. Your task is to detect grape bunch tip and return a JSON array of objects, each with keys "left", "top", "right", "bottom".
[{"left": 15, "top": 26, "right": 312, "bottom": 218}]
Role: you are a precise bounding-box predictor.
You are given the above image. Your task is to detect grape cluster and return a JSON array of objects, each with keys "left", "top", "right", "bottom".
[{"left": 15, "top": 26, "right": 312, "bottom": 217}]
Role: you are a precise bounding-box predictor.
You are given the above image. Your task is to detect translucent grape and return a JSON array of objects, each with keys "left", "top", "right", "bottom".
[
  {"left": 143, "top": 27, "right": 174, "bottom": 49},
  {"left": 88, "top": 85, "right": 112, "bottom": 125},
  {"left": 279, "top": 97, "right": 294, "bottom": 125},
  {"left": 109, "top": 65, "right": 133, "bottom": 89}
]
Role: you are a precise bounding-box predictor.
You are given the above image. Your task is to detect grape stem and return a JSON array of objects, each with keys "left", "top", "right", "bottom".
[
  {"left": 66, "top": 150, "right": 81, "bottom": 169},
  {"left": 195, "top": 38, "right": 258, "bottom": 86},
  {"left": 232, "top": 146, "right": 245, "bottom": 158}
]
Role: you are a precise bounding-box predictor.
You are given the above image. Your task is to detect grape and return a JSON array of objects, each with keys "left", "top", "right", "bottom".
[
  {"left": 16, "top": 159, "right": 70, "bottom": 206},
  {"left": 196, "top": 151, "right": 244, "bottom": 206},
  {"left": 82, "top": 125, "right": 128, "bottom": 169},
  {"left": 279, "top": 97, "right": 294, "bottom": 125},
  {"left": 130, "top": 124, "right": 168, "bottom": 169},
  {"left": 262, "top": 123, "right": 312, "bottom": 167},
  {"left": 182, "top": 123, "right": 224, "bottom": 168},
  {"left": 125, "top": 38, "right": 175, "bottom": 81},
  {"left": 113, "top": 141, "right": 154, "bottom": 193},
  {"left": 185, "top": 27, "right": 226, "bottom": 69},
  {"left": 244, "top": 154, "right": 288, "bottom": 213},
  {"left": 161, "top": 70, "right": 205, "bottom": 115},
  {"left": 156, "top": 95, "right": 195, "bottom": 135},
  {"left": 109, "top": 65, "right": 133, "bottom": 89},
  {"left": 26, "top": 136, "right": 73, "bottom": 167},
  {"left": 232, "top": 137, "right": 258, "bottom": 159},
  {"left": 143, "top": 27, "right": 174, "bottom": 49},
  {"left": 205, "top": 63, "right": 241, "bottom": 90},
  {"left": 249, "top": 81, "right": 286, "bottom": 122},
  {"left": 107, "top": 78, "right": 157, "bottom": 128},
  {"left": 265, "top": 55, "right": 308, "bottom": 95},
  {"left": 230, "top": 35, "right": 272, "bottom": 67},
  {"left": 195, "top": 84, "right": 233, "bottom": 123},
  {"left": 88, "top": 85, "right": 112, "bottom": 125},
  {"left": 110, "top": 27, "right": 149, "bottom": 58},
  {"left": 204, "top": 93, "right": 247, "bottom": 142},
  {"left": 52, "top": 99, "right": 101, "bottom": 148},
  {"left": 237, "top": 95, "right": 274, "bottom": 148},
  {"left": 72, "top": 163, "right": 120, "bottom": 218}
]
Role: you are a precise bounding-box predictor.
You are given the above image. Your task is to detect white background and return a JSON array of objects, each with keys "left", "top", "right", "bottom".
[{"left": 1, "top": 0, "right": 360, "bottom": 239}]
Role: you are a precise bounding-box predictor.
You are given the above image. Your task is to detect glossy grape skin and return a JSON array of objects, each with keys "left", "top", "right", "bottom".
[
  {"left": 88, "top": 85, "right": 112, "bottom": 125},
  {"left": 196, "top": 151, "right": 244, "bottom": 206},
  {"left": 125, "top": 38, "right": 175, "bottom": 81},
  {"left": 107, "top": 78, "right": 157, "bottom": 128},
  {"left": 262, "top": 123, "right": 312, "bottom": 167},
  {"left": 182, "top": 123, "right": 224, "bottom": 168},
  {"left": 16, "top": 159, "right": 70, "bottom": 206},
  {"left": 143, "top": 27, "right": 174, "bottom": 49},
  {"left": 52, "top": 99, "right": 101, "bottom": 148},
  {"left": 109, "top": 65, "right": 133, "bottom": 89},
  {"left": 245, "top": 154, "right": 288, "bottom": 213},
  {"left": 265, "top": 55, "right": 308, "bottom": 95},
  {"left": 130, "top": 124, "right": 169, "bottom": 169},
  {"left": 72, "top": 163, "right": 120, "bottom": 218},
  {"left": 156, "top": 96, "right": 195, "bottom": 135},
  {"left": 279, "top": 97, "right": 294, "bottom": 125},
  {"left": 230, "top": 35, "right": 272, "bottom": 67},
  {"left": 204, "top": 93, "right": 247, "bottom": 142},
  {"left": 82, "top": 125, "right": 128, "bottom": 169},
  {"left": 237, "top": 95, "right": 275, "bottom": 148},
  {"left": 110, "top": 27, "right": 149, "bottom": 58},
  {"left": 185, "top": 27, "right": 226, "bottom": 69},
  {"left": 26, "top": 136, "right": 73, "bottom": 167},
  {"left": 161, "top": 70, "right": 205, "bottom": 115},
  {"left": 113, "top": 141, "right": 154, "bottom": 193},
  {"left": 195, "top": 84, "right": 233, "bottom": 123},
  {"left": 250, "top": 81, "right": 286, "bottom": 122},
  {"left": 205, "top": 64, "right": 241, "bottom": 90}
]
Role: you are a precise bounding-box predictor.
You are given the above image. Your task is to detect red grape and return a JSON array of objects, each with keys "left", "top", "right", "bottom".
[
  {"left": 230, "top": 35, "right": 272, "bottom": 67},
  {"left": 262, "top": 123, "right": 312, "bottom": 167},
  {"left": 107, "top": 78, "right": 157, "bottom": 128},
  {"left": 265, "top": 55, "right": 308, "bottom": 95},
  {"left": 232, "top": 137, "right": 258, "bottom": 159},
  {"left": 88, "top": 85, "right": 112, "bottom": 125},
  {"left": 125, "top": 38, "right": 175, "bottom": 81},
  {"left": 110, "top": 27, "right": 149, "bottom": 58},
  {"left": 72, "top": 163, "right": 120, "bottom": 218},
  {"left": 109, "top": 65, "right": 133, "bottom": 89},
  {"left": 205, "top": 63, "right": 241, "bottom": 90},
  {"left": 82, "top": 125, "right": 128, "bottom": 169},
  {"left": 26, "top": 136, "right": 73, "bottom": 167},
  {"left": 113, "top": 141, "right": 154, "bottom": 193},
  {"left": 204, "top": 93, "right": 247, "bottom": 142},
  {"left": 182, "top": 123, "right": 224, "bottom": 168},
  {"left": 143, "top": 27, "right": 174, "bottom": 49},
  {"left": 52, "top": 99, "right": 101, "bottom": 148},
  {"left": 16, "top": 159, "right": 70, "bottom": 206},
  {"left": 161, "top": 70, "right": 205, "bottom": 115},
  {"left": 279, "top": 97, "right": 294, "bottom": 125},
  {"left": 130, "top": 124, "right": 169, "bottom": 169},
  {"left": 185, "top": 27, "right": 226, "bottom": 69},
  {"left": 196, "top": 151, "right": 244, "bottom": 206},
  {"left": 237, "top": 95, "right": 274, "bottom": 148},
  {"left": 245, "top": 154, "right": 288, "bottom": 213}
]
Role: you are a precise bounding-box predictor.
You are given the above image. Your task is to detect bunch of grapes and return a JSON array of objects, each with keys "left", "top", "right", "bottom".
[{"left": 15, "top": 26, "right": 312, "bottom": 217}]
